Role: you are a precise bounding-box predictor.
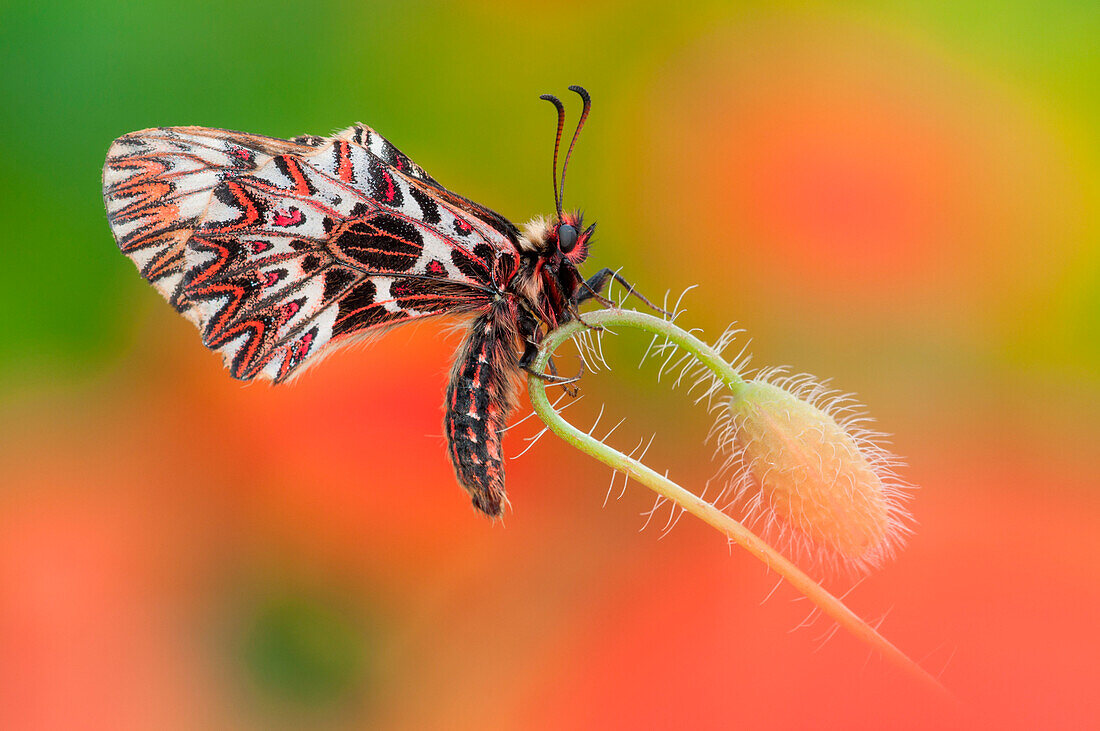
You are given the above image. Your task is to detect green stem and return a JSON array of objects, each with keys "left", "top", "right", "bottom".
[{"left": 526, "top": 309, "right": 949, "bottom": 698}]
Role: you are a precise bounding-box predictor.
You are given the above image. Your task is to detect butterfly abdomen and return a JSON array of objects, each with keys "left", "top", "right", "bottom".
[{"left": 444, "top": 305, "right": 523, "bottom": 517}]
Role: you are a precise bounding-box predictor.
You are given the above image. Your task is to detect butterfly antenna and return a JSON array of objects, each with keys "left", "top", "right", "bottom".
[
  {"left": 558, "top": 85, "right": 592, "bottom": 214},
  {"left": 540, "top": 93, "right": 566, "bottom": 218}
]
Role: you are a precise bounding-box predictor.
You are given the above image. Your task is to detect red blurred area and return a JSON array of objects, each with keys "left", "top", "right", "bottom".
[
  {"left": 166, "top": 323, "right": 485, "bottom": 567},
  {"left": 516, "top": 455, "right": 1100, "bottom": 730},
  {"left": 3, "top": 328, "right": 1098, "bottom": 728},
  {"left": 0, "top": 439, "right": 217, "bottom": 730},
  {"left": 722, "top": 95, "right": 961, "bottom": 285}
]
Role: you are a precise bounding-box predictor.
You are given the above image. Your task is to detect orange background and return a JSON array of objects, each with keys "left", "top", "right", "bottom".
[{"left": 2, "top": 2, "right": 1098, "bottom": 729}]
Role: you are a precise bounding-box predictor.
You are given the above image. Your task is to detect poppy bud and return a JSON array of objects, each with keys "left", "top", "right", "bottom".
[{"left": 715, "top": 372, "right": 912, "bottom": 573}]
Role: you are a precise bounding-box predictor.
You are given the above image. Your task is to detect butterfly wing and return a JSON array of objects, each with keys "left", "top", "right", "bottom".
[
  {"left": 329, "top": 124, "right": 522, "bottom": 244},
  {"left": 104, "top": 125, "right": 520, "bottom": 383}
]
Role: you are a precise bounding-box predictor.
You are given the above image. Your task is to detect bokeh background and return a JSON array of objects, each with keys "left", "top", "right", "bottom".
[{"left": 2, "top": 1, "right": 1098, "bottom": 729}]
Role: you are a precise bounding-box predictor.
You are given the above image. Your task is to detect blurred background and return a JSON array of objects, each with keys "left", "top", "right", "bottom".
[{"left": 2, "top": 1, "right": 1098, "bottom": 729}]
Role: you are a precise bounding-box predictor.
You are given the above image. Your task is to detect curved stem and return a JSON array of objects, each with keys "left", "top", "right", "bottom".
[{"left": 526, "top": 309, "right": 949, "bottom": 698}]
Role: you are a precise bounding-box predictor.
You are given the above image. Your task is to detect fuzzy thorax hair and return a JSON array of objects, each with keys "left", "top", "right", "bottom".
[{"left": 517, "top": 215, "right": 555, "bottom": 254}]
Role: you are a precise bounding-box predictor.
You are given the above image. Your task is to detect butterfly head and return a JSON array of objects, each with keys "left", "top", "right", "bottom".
[
  {"left": 519, "top": 211, "right": 595, "bottom": 264},
  {"left": 553, "top": 210, "right": 595, "bottom": 264},
  {"left": 536, "top": 86, "right": 596, "bottom": 266}
]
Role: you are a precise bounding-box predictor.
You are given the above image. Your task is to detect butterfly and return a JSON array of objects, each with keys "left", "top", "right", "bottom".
[{"left": 102, "top": 86, "right": 655, "bottom": 518}]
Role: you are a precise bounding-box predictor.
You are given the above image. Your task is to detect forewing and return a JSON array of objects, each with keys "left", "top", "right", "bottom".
[
  {"left": 104, "top": 125, "right": 519, "bottom": 383},
  {"left": 331, "top": 124, "right": 522, "bottom": 244}
]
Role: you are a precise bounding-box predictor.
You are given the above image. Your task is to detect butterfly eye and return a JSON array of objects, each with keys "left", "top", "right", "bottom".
[{"left": 557, "top": 224, "right": 578, "bottom": 253}]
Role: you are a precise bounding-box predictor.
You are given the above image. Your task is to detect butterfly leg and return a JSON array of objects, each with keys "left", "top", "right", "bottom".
[
  {"left": 548, "top": 355, "right": 583, "bottom": 398},
  {"left": 574, "top": 268, "right": 670, "bottom": 316},
  {"left": 525, "top": 353, "right": 583, "bottom": 396},
  {"left": 519, "top": 339, "right": 582, "bottom": 397}
]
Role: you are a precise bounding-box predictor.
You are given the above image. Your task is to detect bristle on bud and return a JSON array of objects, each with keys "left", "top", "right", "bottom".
[{"left": 713, "top": 370, "right": 913, "bottom": 575}]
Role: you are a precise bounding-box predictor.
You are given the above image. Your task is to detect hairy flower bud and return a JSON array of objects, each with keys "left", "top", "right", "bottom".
[{"left": 713, "top": 370, "right": 912, "bottom": 574}]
